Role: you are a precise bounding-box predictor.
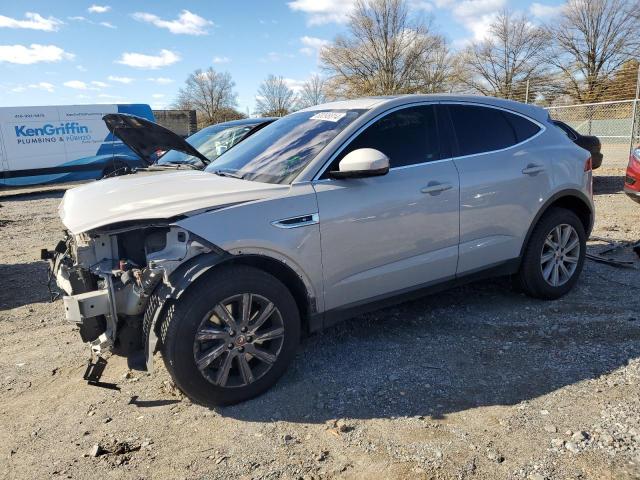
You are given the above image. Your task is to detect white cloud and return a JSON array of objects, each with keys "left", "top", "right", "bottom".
[
  {"left": 99, "top": 21, "right": 116, "bottom": 29},
  {"left": 31, "top": 82, "right": 55, "bottom": 92},
  {"left": 116, "top": 49, "right": 180, "bottom": 69},
  {"left": 283, "top": 78, "right": 306, "bottom": 93},
  {"left": 76, "top": 65, "right": 87, "bottom": 71},
  {"left": 452, "top": 0, "right": 505, "bottom": 18},
  {"left": 212, "top": 56, "right": 230, "bottom": 64},
  {"left": 409, "top": 0, "right": 434, "bottom": 11},
  {"left": 10, "top": 82, "right": 55, "bottom": 93},
  {"left": 530, "top": 2, "right": 564, "bottom": 18},
  {"left": 152, "top": 93, "right": 165, "bottom": 98},
  {"left": 0, "top": 12, "right": 63, "bottom": 31},
  {"left": 63, "top": 80, "right": 108, "bottom": 91},
  {"left": 88, "top": 5, "right": 110, "bottom": 14},
  {"left": 299, "top": 36, "right": 329, "bottom": 56},
  {"left": 108, "top": 75, "right": 134, "bottom": 84},
  {"left": 68, "top": 16, "right": 87, "bottom": 22},
  {"left": 64, "top": 80, "right": 89, "bottom": 90},
  {"left": 147, "top": 77, "right": 174, "bottom": 84},
  {"left": 0, "top": 44, "right": 74, "bottom": 64},
  {"left": 260, "top": 51, "right": 295, "bottom": 63},
  {"left": 435, "top": 0, "right": 506, "bottom": 43},
  {"left": 132, "top": 10, "right": 213, "bottom": 35},
  {"left": 287, "top": 0, "right": 357, "bottom": 25}
]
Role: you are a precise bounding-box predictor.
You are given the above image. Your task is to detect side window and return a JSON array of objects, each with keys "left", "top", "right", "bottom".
[
  {"left": 448, "top": 105, "right": 517, "bottom": 156},
  {"left": 325, "top": 105, "right": 439, "bottom": 175},
  {"left": 503, "top": 111, "right": 541, "bottom": 142}
]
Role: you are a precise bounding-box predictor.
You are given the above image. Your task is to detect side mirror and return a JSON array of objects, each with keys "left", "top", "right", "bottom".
[{"left": 330, "top": 148, "right": 390, "bottom": 179}]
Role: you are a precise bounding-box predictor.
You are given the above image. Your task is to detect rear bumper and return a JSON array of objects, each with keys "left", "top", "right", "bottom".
[
  {"left": 624, "top": 187, "right": 640, "bottom": 204},
  {"left": 591, "top": 152, "right": 603, "bottom": 169},
  {"left": 625, "top": 159, "right": 640, "bottom": 202}
]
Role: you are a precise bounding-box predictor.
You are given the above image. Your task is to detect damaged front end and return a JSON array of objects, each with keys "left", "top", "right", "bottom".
[{"left": 43, "top": 222, "right": 222, "bottom": 369}]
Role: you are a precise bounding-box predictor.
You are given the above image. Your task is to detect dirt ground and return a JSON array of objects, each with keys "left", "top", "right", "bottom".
[{"left": 1, "top": 160, "right": 639, "bottom": 480}]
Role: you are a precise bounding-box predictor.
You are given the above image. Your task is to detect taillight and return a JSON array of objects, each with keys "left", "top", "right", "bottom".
[
  {"left": 584, "top": 156, "right": 592, "bottom": 172},
  {"left": 630, "top": 148, "right": 640, "bottom": 168}
]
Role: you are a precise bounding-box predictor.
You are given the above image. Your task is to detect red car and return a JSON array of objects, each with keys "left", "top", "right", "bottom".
[{"left": 625, "top": 147, "right": 640, "bottom": 204}]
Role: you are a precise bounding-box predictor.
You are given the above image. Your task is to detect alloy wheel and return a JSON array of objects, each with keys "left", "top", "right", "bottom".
[
  {"left": 193, "top": 293, "right": 285, "bottom": 388},
  {"left": 540, "top": 223, "right": 580, "bottom": 287}
]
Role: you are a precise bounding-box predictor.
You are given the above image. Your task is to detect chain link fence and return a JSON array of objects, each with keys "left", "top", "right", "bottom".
[{"left": 545, "top": 99, "right": 639, "bottom": 169}]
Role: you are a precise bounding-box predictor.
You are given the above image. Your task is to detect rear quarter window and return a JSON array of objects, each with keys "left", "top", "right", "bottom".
[
  {"left": 503, "top": 111, "right": 541, "bottom": 142},
  {"left": 448, "top": 104, "right": 540, "bottom": 157}
]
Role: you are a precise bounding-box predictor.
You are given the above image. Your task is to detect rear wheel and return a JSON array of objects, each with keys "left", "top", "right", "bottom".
[
  {"left": 160, "top": 265, "right": 300, "bottom": 406},
  {"left": 516, "top": 208, "right": 586, "bottom": 299}
]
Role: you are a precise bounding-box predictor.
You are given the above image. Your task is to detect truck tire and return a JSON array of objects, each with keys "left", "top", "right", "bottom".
[
  {"left": 159, "top": 265, "right": 300, "bottom": 406},
  {"left": 516, "top": 207, "right": 586, "bottom": 299}
]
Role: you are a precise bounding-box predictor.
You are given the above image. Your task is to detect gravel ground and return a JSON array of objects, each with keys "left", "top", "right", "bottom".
[{"left": 0, "top": 164, "right": 639, "bottom": 480}]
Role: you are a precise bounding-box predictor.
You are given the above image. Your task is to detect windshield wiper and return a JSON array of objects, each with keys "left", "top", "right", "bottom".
[
  {"left": 161, "top": 162, "right": 200, "bottom": 170},
  {"left": 212, "top": 169, "right": 245, "bottom": 179}
]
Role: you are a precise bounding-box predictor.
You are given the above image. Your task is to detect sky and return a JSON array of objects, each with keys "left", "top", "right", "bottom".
[{"left": 0, "top": 0, "right": 565, "bottom": 114}]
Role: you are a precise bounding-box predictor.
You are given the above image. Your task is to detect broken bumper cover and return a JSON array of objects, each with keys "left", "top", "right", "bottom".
[
  {"left": 63, "top": 290, "right": 110, "bottom": 323},
  {"left": 44, "top": 246, "right": 117, "bottom": 351}
]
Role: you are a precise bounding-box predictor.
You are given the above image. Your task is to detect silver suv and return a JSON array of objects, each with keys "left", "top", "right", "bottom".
[{"left": 48, "top": 95, "right": 594, "bottom": 405}]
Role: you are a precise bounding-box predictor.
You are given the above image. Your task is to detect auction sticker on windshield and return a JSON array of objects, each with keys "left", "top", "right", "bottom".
[{"left": 310, "top": 112, "right": 346, "bottom": 122}]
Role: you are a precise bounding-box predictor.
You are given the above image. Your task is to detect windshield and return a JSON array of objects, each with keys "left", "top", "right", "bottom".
[
  {"left": 204, "top": 109, "right": 365, "bottom": 184},
  {"left": 157, "top": 123, "right": 258, "bottom": 166}
]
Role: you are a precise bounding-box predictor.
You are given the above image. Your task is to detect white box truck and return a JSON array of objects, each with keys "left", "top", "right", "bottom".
[{"left": 0, "top": 104, "right": 154, "bottom": 186}]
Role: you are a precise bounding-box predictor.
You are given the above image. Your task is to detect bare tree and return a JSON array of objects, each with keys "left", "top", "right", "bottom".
[
  {"left": 320, "top": 0, "right": 451, "bottom": 97},
  {"left": 601, "top": 59, "right": 640, "bottom": 101},
  {"left": 458, "top": 10, "right": 550, "bottom": 101},
  {"left": 255, "top": 75, "right": 296, "bottom": 117},
  {"left": 549, "top": 0, "right": 640, "bottom": 102},
  {"left": 174, "top": 68, "right": 239, "bottom": 125},
  {"left": 419, "top": 39, "right": 455, "bottom": 93},
  {"left": 296, "top": 75, "right": 327, "bottom": 109}
]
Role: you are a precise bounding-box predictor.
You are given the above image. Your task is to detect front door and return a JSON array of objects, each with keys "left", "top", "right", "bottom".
[{"left": 313, "top": 104, "right": 460, "bottom": 311}]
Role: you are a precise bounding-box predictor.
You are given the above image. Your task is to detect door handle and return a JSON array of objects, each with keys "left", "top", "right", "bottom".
[
  {"left": 522, "top": 164, "right": 545, "bottom": 175},
  {"left": 420, "top": 182, "right": 453, "bottom": 195}
]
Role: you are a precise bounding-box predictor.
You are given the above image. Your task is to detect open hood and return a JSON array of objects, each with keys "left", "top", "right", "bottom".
[
  {"left": 103, "top": 113, "right": 209, "bottom": 166},
  {"left": 59, "top": 170, "right": 289, "bottom": 234}
]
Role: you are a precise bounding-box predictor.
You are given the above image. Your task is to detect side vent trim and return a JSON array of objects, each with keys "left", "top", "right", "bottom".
[{"left": 271, "top": 213, "right": 319, "bottom": 229}]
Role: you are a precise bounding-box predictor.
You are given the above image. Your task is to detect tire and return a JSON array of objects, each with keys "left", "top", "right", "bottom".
[
  {"left": 159, "top": 265, "right": 300, "bottom": 406},
  {"left": 516, "top": 207, "right": 586, "bottom": 299}
]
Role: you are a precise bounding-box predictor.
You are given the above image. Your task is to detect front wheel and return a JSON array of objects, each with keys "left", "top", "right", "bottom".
[
  {"left": 159, "top": 265, "right": 300, "bottom": 406},
  {"left": 516, "top": 207, "right": 586, "bottom": 299}
]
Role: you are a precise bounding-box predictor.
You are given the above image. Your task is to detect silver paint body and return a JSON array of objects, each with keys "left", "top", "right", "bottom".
[{"left": 58, "top": 95, "right": 593, "bottom": 317}]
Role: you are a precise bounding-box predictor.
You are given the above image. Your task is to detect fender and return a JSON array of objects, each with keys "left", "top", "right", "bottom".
[
  {"left": 518, "top": 188, "right": 594, "bottom": 259},
  {"left": 144, "top": 251, "right": 230, "bottom": 371},
  {"left": 143, "top": 250, "right": 318, "bottom": 370}
]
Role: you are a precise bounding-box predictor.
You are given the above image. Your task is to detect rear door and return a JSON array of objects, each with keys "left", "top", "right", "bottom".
[
  {"left": 313, "top": 104, "right": 460, "bottom": 311},
  {"left": 443, "top": 103, "right": 551, "bottom": 274}
]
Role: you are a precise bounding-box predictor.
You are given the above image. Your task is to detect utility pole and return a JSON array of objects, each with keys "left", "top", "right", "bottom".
[
  {"left": 525, "top": 79, "right": 530, "bottom": 104},
  {"left": 631, "top": 64, "right": 640, "bottom": 153}
]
